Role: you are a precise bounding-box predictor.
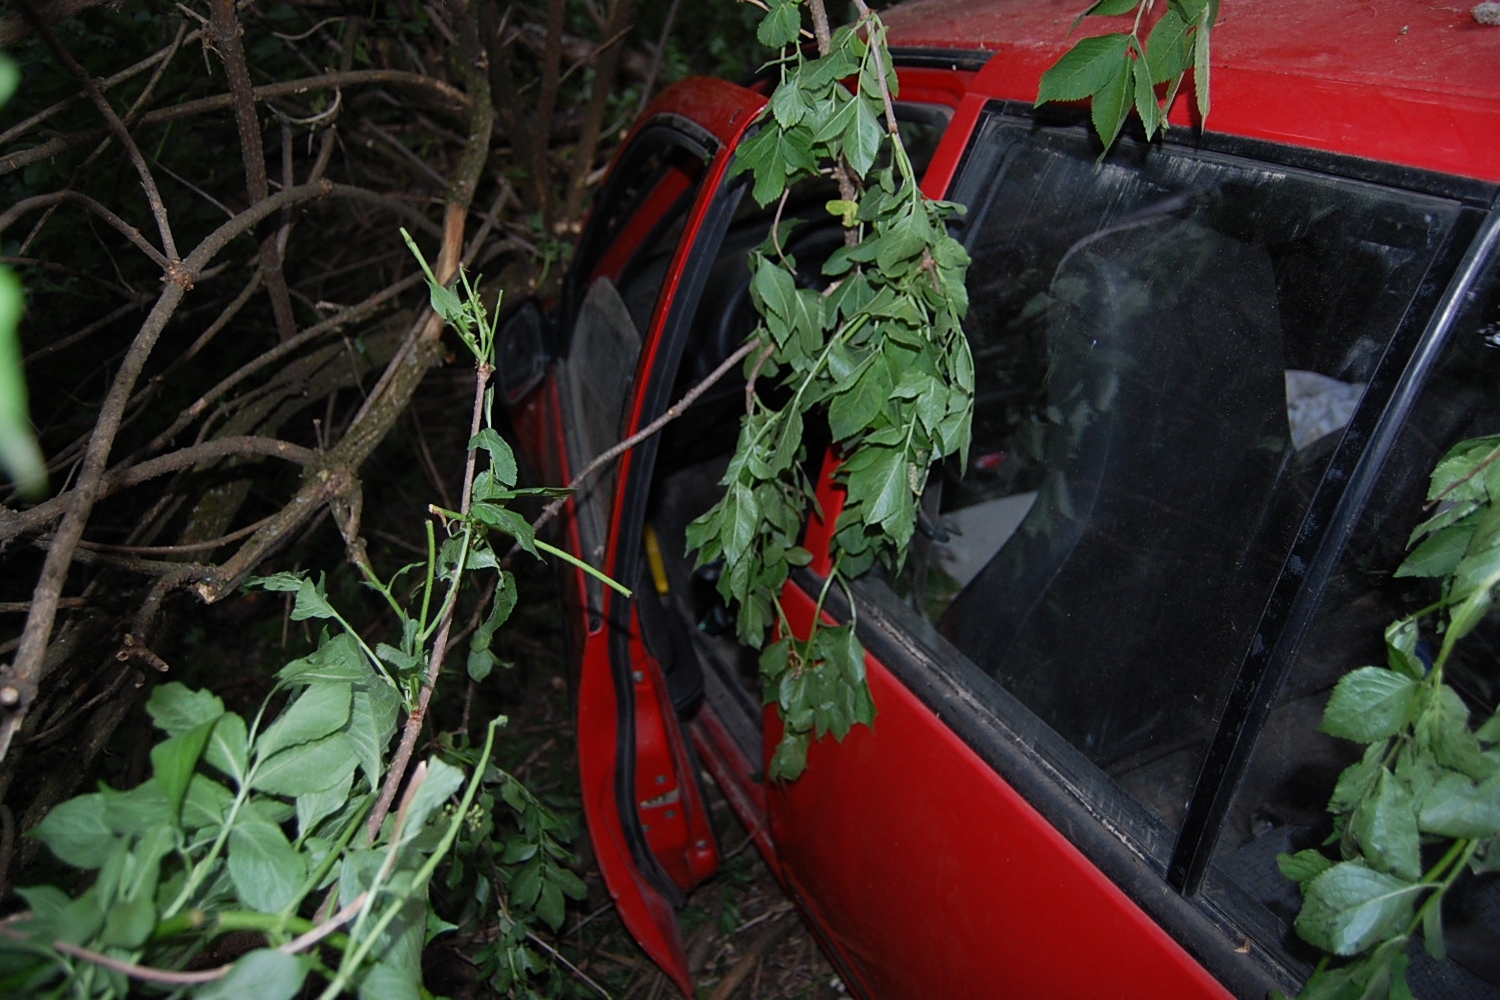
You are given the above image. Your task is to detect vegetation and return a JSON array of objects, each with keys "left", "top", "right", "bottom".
[
  {"left": 685, "top": 0, "right": 974, "bottom": 779},
  {"left": 1, "top": 0, "right": 1494, "bottom": 998}
]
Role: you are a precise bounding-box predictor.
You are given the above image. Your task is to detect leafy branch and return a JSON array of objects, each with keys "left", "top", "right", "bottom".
[
  {"left": 0, "top": 249, "right": 588, "bottom": 999},
  {"left": 1036, "top": 0, "right": 1216, "bottom": 148},
  {"left": 686, "top": 0, "right": 973, "bottom": 779},
  {"left": 1273, "top": 436, "right": 1500, "bottom": 1000}
]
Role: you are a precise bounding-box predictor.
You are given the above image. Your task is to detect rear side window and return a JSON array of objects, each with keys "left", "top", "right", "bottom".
[
  {"left": 1207, "top": 252, "right": 1500, "bottom": 997},
  {"left": 897, "top": 114, "right": 1463, "bottom": 847}
]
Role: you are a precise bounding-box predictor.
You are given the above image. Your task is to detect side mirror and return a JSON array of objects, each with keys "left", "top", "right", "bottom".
[{"left": 495, "top": 298, "right": 550, "bottom": 406}]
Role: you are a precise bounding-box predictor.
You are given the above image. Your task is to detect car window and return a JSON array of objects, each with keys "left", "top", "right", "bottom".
[
  {"left": 892, "top": 111, "right": 1465, "bottom": 846},
  {"left": 1206, "top": 252, "right": 1500, "bottom": 996}
]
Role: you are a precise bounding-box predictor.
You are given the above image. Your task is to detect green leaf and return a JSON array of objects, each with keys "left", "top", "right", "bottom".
[
  {"left": 195, "top": 950, "right": 308, "bottom": 1000},
  {"left": 1330, "top": 741, "right": 1388, "bottom": 816},
  {"left": 348, "top": 684, "right": 399, "bottom": 793},
  {"left": 469, "top": 428, "right": 518, "bottom": 489},
  {"left": 397, "top": 757, "right": 466, "bottom": 846},
  {"left": 252, "top": 732, "right": 360, "bottom": 798},
  {"left": 1384, "top": 619, "right": 1424, "bottom": 681},
  {"left": 100, "top": 895, "right": 156, "bottom": 949},
  {"left": 297, "top": 770, "right": 356, "bottom": 838},
  {"left": 1131, "top": 56, "right": 1161, "bottom": 138},
  {"left": 1143, "top": 8, "right": 1193, "bottom": 84},
  {"left": 228, "top": 803, "right": 307, "bottom": 912},
  {"left": 30, "top": 793, "right": 112, "bottom": 868},
  {"left": 256, "top": 682, "right": 352, "bottom": 759},
  {"left": 184, "top": 775, "right": 235, "bottom": 830},
  {"left": 245, "top": 571, "right": 305, "bottom": 593},
  {"left": 1090, "top": 56, "right": 1133, "bottom": 150},
  {"left": 151, "top": 719, "right": 218, "bottom": 818},
  {"left": 1295, "top": 862, "right": 1421, "bottom": 956},
  {"left": 1395, "top": 522, "right": 1472, "bottom": 579},
  {"left": 1417, "top": 684, "right": 1489, "bottom": 779},
  {"left": 537, "top": 880, "right": 566, "bottom": 930},
  {"left": 101, "top": 780, "right": 171, "bottom": 837},
  {"left": 1349, "top": 770, "right": 1420, "bottom": 881},
  {"left": 145, "top": 683, "right": 226, "bottom": 737},
  {"left": 206, "top": 712, "right": 250, "bottom": 786},
  {"left": 278, "top": 632, "right": 371, "bottom": 685},
  {"left": 290, "top": 577, "right": 337, "bottom": 621},
  {"left": 769, "top": 729, "right": 810, "bottom": 781},
  {"left": 757, "top": 0, "right": 803, "bottom": 49},
  {"left": 471, "top": 501, "right": 537, "bottom": 554},
  {"left": 1192, "top": 9, "right": 1211, "bottom": 121},
  {"left": 1321, "top": 667, "right": 1421, "bottom": 743},
  {"left": 468, "top": 571, "right": 518, "bottom": 683},
  {"left": 1278, "top": 848, "right": 1333, "bottom": 884},
  {"left": 1418, "top": 770, "right": 1500, "bottom": 838},
  {"left": 1036, "top": 33, "right": 1131, "bottom": 105},
  {"left": 1082, "top": 0, "right": 1140, "bottom": 15}
]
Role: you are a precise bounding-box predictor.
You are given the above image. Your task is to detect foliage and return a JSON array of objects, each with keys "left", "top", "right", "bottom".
[
  {"left": 1272, "top": 438, "right": 1500, "bottom": 1000},
  {"left": 1035, "top": 0, "right": 1216, "bottom": 148},
  {"left": 685, "top": 0, "right": 973, "bottom": 779},
  {"left": 0, "top": 255, "right": 588, "bottom": 997},
  {"left": 0, "top": 50, "right": 45, "bottom": 500}
]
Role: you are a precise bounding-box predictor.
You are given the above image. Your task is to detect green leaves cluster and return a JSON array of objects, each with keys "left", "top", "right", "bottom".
[
  {"left": 686, "top": 0, "right": 973, "bottom": 779},
  {"left": 6, "top": 657, "right": 421, "bottom": 1000},
  {"left": 1036, "top": 0, "right": 1216, "bottom": 148},
  {"left": 1278, "top": 437, "right": 1500, "bottom": 1000},
  {"left": 437, "top": 737, "right": 587, "bottom": 994},
  {"left": 0, "top": 256, "right": 586, "bottom": 998}
]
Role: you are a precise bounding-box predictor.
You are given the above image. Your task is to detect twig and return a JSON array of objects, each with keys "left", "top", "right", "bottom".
[
  {"left": 521, "top": 337, "right": 759, "bottom": 547},
  {"left": 3, "top": 437, "right": 320, "bottom": 544},
  {"left": 526, "top": 929, "right": 615, "bottom": 999},
  {"left": 0, "top": 69, "right": 470, "bottom": 179},
  {"left": 210, "top": 0, "right": 297, "bottom": 340},
  {"left": 18, "top": 0, "right": 179, "bottom": 261},
  {"left": 703, "top": 909, "right": 796, "bottom": 1000},
  {"left": 0, "top": 192, "right": 172, "bottom": 270}
]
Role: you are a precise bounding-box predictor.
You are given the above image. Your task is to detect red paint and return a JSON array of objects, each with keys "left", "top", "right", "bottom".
[
  {"left": 770, "top": 587, "right": 1233, "bottom": 1000},
  {"left": 885, "top": 0, "right": 1500, "bottom": 181}
]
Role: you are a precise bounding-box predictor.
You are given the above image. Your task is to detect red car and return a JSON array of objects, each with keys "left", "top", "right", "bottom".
[{"left": 499, "top": 0, "right": 1500, "bottom": 995}]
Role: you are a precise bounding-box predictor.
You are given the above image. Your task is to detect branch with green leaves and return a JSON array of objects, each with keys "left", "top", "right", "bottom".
[
  {"left": 0, "top": 246, "right": 588, "bottom": 999},
  {"left": 686, "top": 0, "right": 973, "bottom": 779},
  {"left": 1276, "top": 436, "right": 1500, "bottom": 1000},
  {"left": 1036, "top": 0, "right": 1216, "bottom": 148}
]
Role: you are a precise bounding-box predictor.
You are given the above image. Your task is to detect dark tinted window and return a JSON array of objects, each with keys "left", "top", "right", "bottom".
[
  {"left": 1207, "top": 250, "right": 1500, "bottom": 996},
  {"left": 897, "top": 114, "right": 1463, "bottom": 842}
]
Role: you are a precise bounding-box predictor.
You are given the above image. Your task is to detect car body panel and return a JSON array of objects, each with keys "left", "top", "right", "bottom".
[
  {"left": 771, "top": 580, "right": 1235, "bottom": 1000},
  {"left": 886, "top": 0, "right": 1500, "bottom": 182}
]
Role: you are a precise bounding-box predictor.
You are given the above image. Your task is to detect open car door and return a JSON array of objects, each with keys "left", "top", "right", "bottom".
[{"left": 552, "top": 78, "right": 765, "bottom": 995}]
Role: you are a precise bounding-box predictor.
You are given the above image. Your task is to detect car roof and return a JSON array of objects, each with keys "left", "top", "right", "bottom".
[{"left": 882, "top": 0, "right": 1500, "bottom": 182}]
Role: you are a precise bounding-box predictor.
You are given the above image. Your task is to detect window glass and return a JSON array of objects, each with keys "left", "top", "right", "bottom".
[
  {"left": 1208, "top": 253, "right": 1500, "bottom": 996},
  {"left": 896, "top": 114, "right": 1463, "bottom": 839}
]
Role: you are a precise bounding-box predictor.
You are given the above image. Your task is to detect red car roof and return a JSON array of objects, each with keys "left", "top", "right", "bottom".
[{"left": 882, "top": 0, "right": 1500, "bottom": 181}]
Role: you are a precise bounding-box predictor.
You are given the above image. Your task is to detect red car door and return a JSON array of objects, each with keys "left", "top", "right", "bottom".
[{"left": 515, "top": 77, "right": 768, "bottom": 996}]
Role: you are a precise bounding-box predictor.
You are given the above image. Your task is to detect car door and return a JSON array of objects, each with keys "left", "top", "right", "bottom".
[
  {"left": 521, "top": 78, "right": 768, "bottom": 996},
  {"left": 764, "top": 105, "right": 1496, "bottom": 998}
]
